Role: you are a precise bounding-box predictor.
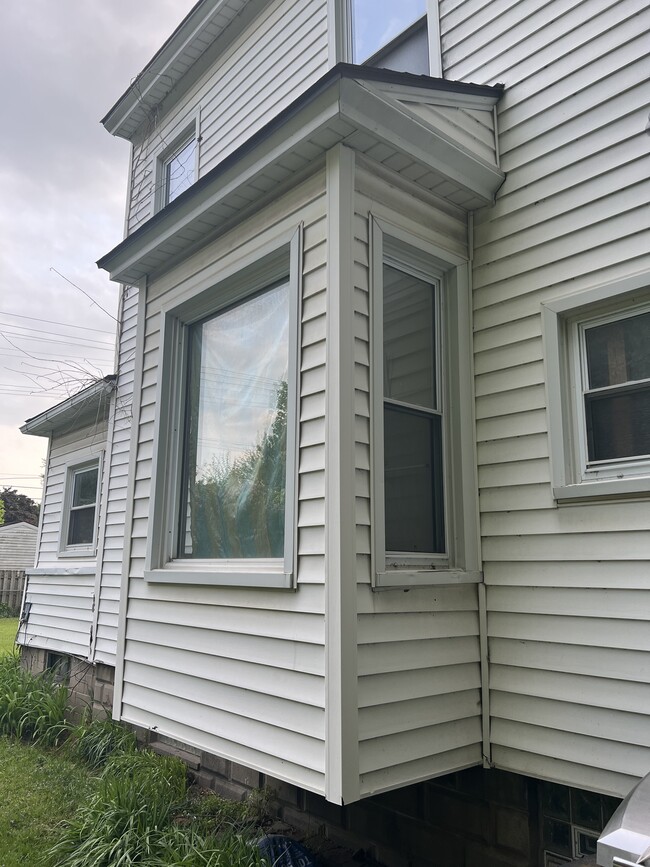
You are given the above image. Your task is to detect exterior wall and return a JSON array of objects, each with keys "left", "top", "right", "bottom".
[
  {"left": 93, "top": 286, "right": 140, "bottom": 664},
  {"left": 19, "top": 420, "right": 108, "bottom": 658},
  {"left": 352, "top": 167, "right": 483, "bottom": 797},
  {"left": 117, "top": 172, "right": 328, "bottom": 795},
  {"left": 126, "top": 0, "right": 329, "bottom": 234},
  {"left": 441, "top": 0, "right": 650, "bottom": 797}
]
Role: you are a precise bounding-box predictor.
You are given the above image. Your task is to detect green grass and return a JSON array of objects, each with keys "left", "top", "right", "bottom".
[
  {"left": 0, "top": 619, "right": 18, "bottom": 655},
  {"left": 0, "top": 736, "right": 97, "bottom": 867}
]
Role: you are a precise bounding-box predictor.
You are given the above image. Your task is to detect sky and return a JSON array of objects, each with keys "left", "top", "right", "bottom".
[{"left": 0, "top": 0, "right": 197, "bottom": 502}]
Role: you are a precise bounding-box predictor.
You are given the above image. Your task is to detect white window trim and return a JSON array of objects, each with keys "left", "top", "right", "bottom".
[
  {"left": 370, "top": 218, "right": 481, "bottom": 589},
  {"left": 144, "top": 229, "right": 301, "bottom": 589},
  {"left": 154, "top": 113, "right": 200, "bottom": 213},
  {"left": 58, "top": 455, "right": 102, "bottom": 558},
  {"left": 330, "top": 0, "right": 442, "bottom": 77},
  {"left": 541, "top": 272, "right": 650, "bottom": 502}
]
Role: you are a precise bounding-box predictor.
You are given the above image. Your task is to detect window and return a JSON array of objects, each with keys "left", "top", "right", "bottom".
[
  {"left": 371, "top": 220, "right": 480, "bottom": 588},
  {"left": 351, "top": 0, "right": 427, "bottom": 63},
  {"left": 162, "top": 135, "right": 197, "bottom": 205},
  {"left": 60, "top": 460, "right": 100, "bottom": 555},
  {"left": 542, "top": 275, "right": 650, "bottom": 500},
  {"left": 146, "top": 236, "right": 299, "bottom": 587}
]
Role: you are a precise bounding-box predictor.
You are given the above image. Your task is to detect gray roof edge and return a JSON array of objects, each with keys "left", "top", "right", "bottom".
[{"left": 21, "top": 375, "right": 117, "bottom": 437}]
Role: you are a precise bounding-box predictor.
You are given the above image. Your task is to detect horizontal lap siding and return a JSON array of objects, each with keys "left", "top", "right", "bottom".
[
  {"left": 353, "top": 190, "right": 482, "bottom": 797},
  {"left": 442, "top": 0, "right": 650, "bottom": 796},
  {"left": 121, "top": 180, "right": 327, "bottom": 794},
  {"left": 94, "top": 287, "right": 138, "bottom": 664},
  {"left": 126, "top": 0, "right": 328, "bottom": 235}
]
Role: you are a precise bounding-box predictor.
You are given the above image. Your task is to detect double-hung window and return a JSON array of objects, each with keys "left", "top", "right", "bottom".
[
  {"left": 542, "top": 276, "right": 650, "bottom": 500},
  {"left": 60, "top": 460, "right": 100, "bottom": 555},
  {"left": 372, "top": 221, "right": 481, "bottom": 588},
  {"left": 146, "top": 238, "right": 299, "bottom": 588}
]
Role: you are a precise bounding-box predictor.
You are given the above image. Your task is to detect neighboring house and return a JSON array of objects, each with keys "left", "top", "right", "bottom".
[
  {"left": 0, "top": 522, "right": 37, "bottom": 571},
  {"left": 19, "top": 2, "right": 650, "bottom": 865}
]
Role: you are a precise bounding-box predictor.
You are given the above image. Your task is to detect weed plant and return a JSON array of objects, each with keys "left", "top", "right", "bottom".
[
  {"left": 0, "top": 652, "right": 69, "bottom": 745},
  {"left": 72, "top": 716, "right": 137, "bottom": 768}
]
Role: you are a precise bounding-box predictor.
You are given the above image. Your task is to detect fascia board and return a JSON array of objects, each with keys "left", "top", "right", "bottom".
[
  {"left": 20, "top": 378, "right": 115, "bottom": 437},
  {"left": 340, "top": 78, "right": 504, "bottom": 203}
]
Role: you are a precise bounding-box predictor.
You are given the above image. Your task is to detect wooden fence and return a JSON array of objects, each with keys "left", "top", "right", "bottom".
[{"left": 0, "top": 570, "right": 26, "bottom": 616}]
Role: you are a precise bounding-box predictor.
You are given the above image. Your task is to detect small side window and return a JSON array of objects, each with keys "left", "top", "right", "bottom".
[
  {"left": 162, "top": 135, "right": 197, "bottom": 206},
  {"left": 351, "top": 0, "right": 427, "bottom": 64},
  {"left": 60, "top": 461, "right": 100, "bottom": 555},
  {"left": 542, "top": 278, "right": 650, "bottom": 501}
]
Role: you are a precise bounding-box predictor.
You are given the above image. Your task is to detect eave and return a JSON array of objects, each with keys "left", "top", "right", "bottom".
[
  {"left": 98, "top": 65, "right": 504, "bottom": 286},
  {"left": 21, "top": 376, "right": 116, "bottom": 438}
]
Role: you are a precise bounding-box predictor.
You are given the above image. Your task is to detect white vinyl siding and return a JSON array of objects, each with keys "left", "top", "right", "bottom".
[
  {"left": 19, "top": 422, "right": 108, "bottom": 657},
  {"left": 93, "top": 286, "right": 140, "bottom": 664},
  {"left": 442, "top": 0, "right": 650, "bottom": 797},
  {"left": 117, "top": 175, "right": 328, "bottom": 793},
  {"left": 126, "top": 0, "right": 329, "bottom": 234},
  {"left": 353, "top": 175, "right": 482, "bottom": 797}
]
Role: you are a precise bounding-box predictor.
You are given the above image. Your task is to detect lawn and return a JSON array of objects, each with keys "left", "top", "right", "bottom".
[
  {"left": 0, "top": 737, "right": 96, "bottom": 867},
  {"left": 0, "top": 618, "right": 18, "bottom": 655}
]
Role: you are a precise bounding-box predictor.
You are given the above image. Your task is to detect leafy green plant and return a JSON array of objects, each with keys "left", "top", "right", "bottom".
[
  {"left": 146, "top": 825, "right": 264, "bottom": 867},
  {"left": 72, "top": 716, "right": 137, "bottom": 768},
  {"left": 0, "top": 652, "right": 70, "bottom": 745}
]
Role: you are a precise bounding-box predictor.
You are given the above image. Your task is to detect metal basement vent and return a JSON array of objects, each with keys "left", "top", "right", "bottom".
[{"left": 598, "top": 773, "right": 650, "bottom": 866}]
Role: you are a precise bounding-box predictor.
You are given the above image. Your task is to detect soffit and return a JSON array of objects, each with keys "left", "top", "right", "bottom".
[{"left": 98, "top": 66, "right": 504, "bottom": 285}]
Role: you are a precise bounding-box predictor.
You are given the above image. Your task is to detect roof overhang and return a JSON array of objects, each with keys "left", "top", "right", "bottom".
[
  {"left": 98, "top": 65, "right": 504, "bottom": 285},
  {"left": 21, "top": 376, "right": 116, "bottom": 438},
  {"left": 102, "top": 0, "right": 247, "bottom": 139}
]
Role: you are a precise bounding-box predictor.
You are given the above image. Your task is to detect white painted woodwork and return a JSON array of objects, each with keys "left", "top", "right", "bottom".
[
  {"left": 126, "top": 0, "right": 329, "bottom": 234},
  {"left": 442, "top": 0, "right": 650, "bottom": 797}
]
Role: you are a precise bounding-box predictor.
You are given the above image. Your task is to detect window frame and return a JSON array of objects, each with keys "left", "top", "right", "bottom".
[
  {"left": 331, "top": 0, "right": 442, "bottom": 77},
  {"left": 542, "top": 274, "right": 650, "bottom": 502},
  {"left": 144, "top": 231, "right": 301, "bottom": 589},
  {"left": 370, "top": 218, "right": 481, "bottom": 589},
  {"left": 155, "top": 117, "right": 200, "bottom": 212},
  {"left": 59, "top": 457, "right": 102, "bottom": 558}
]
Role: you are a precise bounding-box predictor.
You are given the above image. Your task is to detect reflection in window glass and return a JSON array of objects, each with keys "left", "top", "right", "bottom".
[
  {"left": 181, "top": 283, "right": 289, "bottom": 559},
  {"left": 383, "top": 263, "right": 445, "bottom": 555},
  {"left": 352, "top": 0, "right": 427, "bottom": 62},
  {"left": 67, "top": 466, "right": 99, "bottom": 546},
  {"left": 164, "top": 137, "right": 196, "bottom": 204}
]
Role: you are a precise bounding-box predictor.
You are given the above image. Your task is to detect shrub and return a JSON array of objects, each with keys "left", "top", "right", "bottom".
[{"left": 0, "top": 653, "right": 69, "bottom": 745}]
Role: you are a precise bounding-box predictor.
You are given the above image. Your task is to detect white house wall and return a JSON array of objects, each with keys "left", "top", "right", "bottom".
[
  {"left": 93, "top": 286, "right": 140, "bottom": 664},
  {"left": 126, "top": 0, "right": 329, "bottom": 235},
  {"left": 118, "top": 173, "right": 328, "bottom": 794},
  {"left": 353, "top": 169, "right": 483, "bottom": 798},
  {"left": 20, "top": 421, "right": 108, "bottom": 658},
  {"left": 441, "top": 0, "right": 650, "bottom": 796}
]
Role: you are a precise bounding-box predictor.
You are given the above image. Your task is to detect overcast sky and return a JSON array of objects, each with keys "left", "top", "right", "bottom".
[{"left": 0, "top": 1, "right": 197, "bottom": 502}]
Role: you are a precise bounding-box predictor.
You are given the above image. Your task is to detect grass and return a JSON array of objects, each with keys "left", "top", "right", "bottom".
[
  {"left": 0, "top": 736, "right": 97, "bottom": 867},
  {"left": 0, "top": 618, "right": 18, "bottom": 655}
]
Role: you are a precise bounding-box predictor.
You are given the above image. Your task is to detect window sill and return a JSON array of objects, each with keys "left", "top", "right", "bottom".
[
  {"left": 145, "top": 562, "right": 293, "bottom": 589},
  {"left": 57, "top": 548, "right": 97, "bottom": 559},
  {"left": 374, "top": 569, "right": 483, "bottom": 590},
  {"left": 554, "top": 476, "right": 650, "bottom": 503}
]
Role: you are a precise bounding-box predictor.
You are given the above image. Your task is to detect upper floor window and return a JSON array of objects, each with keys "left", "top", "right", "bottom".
[
  {"left": 162, "top": 135, "right": 197, "bottom": 205},
  {"left": 352, "top": 0, "right": 427, "bottom": 64},
  {"left": 60, "top": 460, "right": 100, "bottom": 555}
]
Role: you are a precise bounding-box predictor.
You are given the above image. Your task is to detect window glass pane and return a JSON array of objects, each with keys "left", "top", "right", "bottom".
[
  {"left": 67, "top": 506, "right": 95, "bottom": 546},
  {"left": 352, "top": 0, "right": 427, "bottom": 62},
  {"left": 165, "top": 138, "right": 196, "bottom": 204},
  {"left": 181, "top": 283, "right": 289, "bottom": 559},
  {"left": 384, "top": 405, "right": 444, "bottom": 553},
  {"left": 585, "top": 311, "right": 650, "bottom": 388},
  {"left": 72, "top": 468, "right": 98, "bottom": 507},
  {"left": 586, "top": 385, "right": 650, "bottom": 461},
  {"left": 383, "top": 264, "right": 436, "bottom": 409}
]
